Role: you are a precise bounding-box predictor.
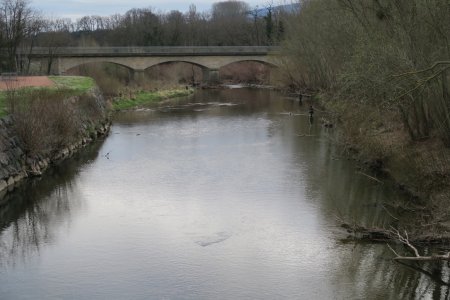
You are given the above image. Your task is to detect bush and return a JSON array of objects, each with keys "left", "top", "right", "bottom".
[{"left": 8, "top": 88, "right": 104, "bottom": 156}]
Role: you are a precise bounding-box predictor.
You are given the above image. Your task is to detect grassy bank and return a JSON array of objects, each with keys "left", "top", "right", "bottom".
[
  {"left": 112, "top": 88, "right": 194, "bottom": 111},
  {"left": 0, "top": 76, "right": 105, "bottom": 156},
  {"left": 0, "top": 76, "right": 95, "bottom": 118},
  {"left": 0, "top": 94, "right": 6, "bottom": 117},
  {"left": 49, "top": 76, "right": 95, "bottom": 94}
]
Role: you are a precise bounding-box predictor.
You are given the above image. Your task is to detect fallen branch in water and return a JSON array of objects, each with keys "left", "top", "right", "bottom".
[
  {"left": 387, "top": 228, "right": 450, "bottom": 262},
  {"left": 356, "top": 171, "right": 383, "bottom": 184},
  {"left": 341, "top": 223, "right": 393, "bottom": 242}
]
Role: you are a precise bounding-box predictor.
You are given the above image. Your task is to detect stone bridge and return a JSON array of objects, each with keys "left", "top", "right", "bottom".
[{"left": 25, "top": 46, "right": 280, "bottom": 84}]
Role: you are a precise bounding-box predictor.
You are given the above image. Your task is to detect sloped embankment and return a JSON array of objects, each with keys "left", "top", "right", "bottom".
[{"left": 0, "top": 78, "right": 111, "bottom": 199}]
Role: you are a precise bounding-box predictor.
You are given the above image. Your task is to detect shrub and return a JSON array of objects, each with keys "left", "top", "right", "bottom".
[{"left": 8, "top": 88, "right": 104, "bottom": 156}]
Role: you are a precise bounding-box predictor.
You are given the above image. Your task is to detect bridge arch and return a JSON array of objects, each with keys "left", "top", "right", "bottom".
[
  {"left": 143, "top": 60, "right": 209, "bottom": 71},
  {"left": 65, "top": 56, "right": 279, "bottom": 72},
  {"left": 64, "top": 60, "right": 135, "bottom": 74},
  {"left": 141, "top": 61, "right": 203, "bottom": 84},
  {"left": 218, "top": 59, "right": 278, "bottom": 69},
  {"left": 59, "top": 57, "right": 141, "bottom": 74}
]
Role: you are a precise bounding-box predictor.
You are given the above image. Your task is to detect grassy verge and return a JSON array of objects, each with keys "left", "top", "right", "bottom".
[
  {"left": 49, "top": 76, "right": 95, "bottom": 94},
  {"left": 112, "top": 88, "right": 194, "bottom": 111},
  {"left": 0, "top": 93, "right": 6, "bottom": 117},
  {"left": 0, "top": 76, "right": 95, "bottom": 118}
]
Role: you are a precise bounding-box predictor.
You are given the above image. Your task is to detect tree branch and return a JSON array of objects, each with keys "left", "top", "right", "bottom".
[
  {"left": 387, "top": 228, "right": 450, "bottom": 262},
  {"left": 393, "top": 66, "right": 450, "bottom": 102},
  {"left": 391, "top": 61, "right": 450, "bottom": 78}
]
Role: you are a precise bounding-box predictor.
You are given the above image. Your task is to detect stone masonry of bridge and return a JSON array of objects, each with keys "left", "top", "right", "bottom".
[{"left": 24, "top": 46, "right": 280, "bottom": 85}]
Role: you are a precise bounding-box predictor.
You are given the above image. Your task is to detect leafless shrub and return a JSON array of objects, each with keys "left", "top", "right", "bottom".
[
  {"left": 8, "top": 89, "right": 79, "bottom": 155},
  {"left": 7, "top": 87, "right": 105, "bottom": 156},
  {"left": 220, "top": 61, "right": 271, "bottom": 84},
  {"left": 67, "top": 63, "right": 131, "bottom": 97}
]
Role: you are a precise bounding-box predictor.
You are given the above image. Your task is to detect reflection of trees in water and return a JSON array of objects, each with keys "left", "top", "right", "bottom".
[
  {"left": 296, "top": 134, "right": 395, "bottom": 226},
  {"left": 332, "top": 243, "right": 450, "bottom": 299},
  {"left": 0, "top": 186, "right": 74, "bottom": 267},
  {"left": 316, "top": 147, "right": 450, "bottom": 298},
  {"left": 0, "top": 140, "right": 103, "bottom": 267},
  {"left": 398, "top": 260, "right": 450, "bottom": 299},
  {"left": 281, "top": 116, "right": 450, "bottom": 298}
]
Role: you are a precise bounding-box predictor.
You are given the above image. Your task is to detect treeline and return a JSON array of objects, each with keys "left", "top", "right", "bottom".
[
  {"left": 69, "top": 2, "right": 287, "bottom": 47},
  {"left": 0, "top": 0, "right": 290, "bottom": 72},
  {"left": 281, "top": 0, "right": 449, "bottom": 144}
]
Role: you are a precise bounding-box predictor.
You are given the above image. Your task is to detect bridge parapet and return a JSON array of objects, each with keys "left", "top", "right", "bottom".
[{"left": 23, "top": 46, "right": 280, "bottom": 57}]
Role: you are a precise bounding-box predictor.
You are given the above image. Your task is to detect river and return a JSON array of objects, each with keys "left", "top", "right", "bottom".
[{"left": 0, "top": 88, "right": 448, "bottom": 299}]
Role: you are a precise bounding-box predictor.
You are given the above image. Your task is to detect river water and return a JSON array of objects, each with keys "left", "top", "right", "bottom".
[{"left": 0, "top": 88, "right": 448, "bottom": 299}]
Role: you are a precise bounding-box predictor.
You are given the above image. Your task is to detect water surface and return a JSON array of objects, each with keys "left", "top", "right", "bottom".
[{"left": 0, "top": 88, "right": 447, "bottom": 299}]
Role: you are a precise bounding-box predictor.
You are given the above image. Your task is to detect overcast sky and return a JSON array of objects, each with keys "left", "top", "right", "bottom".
[{"left": 32, "top": 0, "right": 274, "bottom": 20}]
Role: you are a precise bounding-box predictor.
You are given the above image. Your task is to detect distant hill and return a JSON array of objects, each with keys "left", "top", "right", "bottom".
[{"left": 250, "top": 3, "right": 301, "bottom": 17}]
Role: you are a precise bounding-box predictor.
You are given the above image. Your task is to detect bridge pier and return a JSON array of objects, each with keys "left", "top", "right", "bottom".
[
  {"left": 132, "top": 69, "right": 146, "bottom": 84},
  {"left": 202, "top": 68, "right": 220, "bottom": 86}
]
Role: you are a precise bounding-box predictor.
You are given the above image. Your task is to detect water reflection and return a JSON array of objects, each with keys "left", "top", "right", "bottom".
[
  {"left": 332, "top": 243, "right": 450, "bottom": 299},
  {"left": 0, "top": 141, "right": 102, "bottom": 267}
]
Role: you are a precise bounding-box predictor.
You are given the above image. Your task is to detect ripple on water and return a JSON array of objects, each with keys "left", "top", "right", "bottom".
[{"left": 195, "top": 232, "right": 232, "bottom": 247}]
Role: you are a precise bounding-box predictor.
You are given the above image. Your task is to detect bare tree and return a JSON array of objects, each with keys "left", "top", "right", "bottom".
[
  {"left": 0, "top": 0, "right": 36, "bottom": 72},
  {"left": 37, "top": 18, "right": 72, "bottom": 74},
  {"left": 210, "top": 1, "right": 252, "bottom": 45},
  {"left": 17, "top": 13, "right": 44, "bottom": 74},
  {"left": 162, "top": 10, "right": 186, "bottom": 46}
]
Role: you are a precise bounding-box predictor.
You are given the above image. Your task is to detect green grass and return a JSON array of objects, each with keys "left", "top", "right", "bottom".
[
  {"left": 113, "top": 88, "right": 194, "bottom": 111},
  {"left": 0, "top": 76, "right": 95, "bottom": 118},
  {"left": 49, "top": 76, "right": 95, "bottom": 94},
  {"left": 0, "top": 93, "right": 6, "bottom": 117}
]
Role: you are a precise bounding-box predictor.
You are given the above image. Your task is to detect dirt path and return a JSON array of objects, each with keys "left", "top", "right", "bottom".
[{"left": 0, "top": 76, "right": 54, "bottom": 90}]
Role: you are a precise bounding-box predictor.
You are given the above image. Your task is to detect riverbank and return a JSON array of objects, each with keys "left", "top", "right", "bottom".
[
  {"left": 0, "top": 76, "right": 111, "bottom": 198},
  {"left": 0, "top": 76, "right": 96, "bottom": 118},
  {"left": 317, "top": 94, "right": 450, "bottom": 242},
  {"left": 0, "top": 81, "right": 198, "bottom": 198},
  {"left": 112, "top": 87, "right": 194, "bottom": 111}
]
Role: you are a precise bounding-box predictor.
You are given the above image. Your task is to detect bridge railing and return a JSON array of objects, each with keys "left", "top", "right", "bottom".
[{"left": 20, "top": 46, "right": 280, "bottom": 57}]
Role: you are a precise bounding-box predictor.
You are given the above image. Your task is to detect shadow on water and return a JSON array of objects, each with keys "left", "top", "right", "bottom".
[{"left": 0, "top": 139, "right": 104, "bottom": 267}]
